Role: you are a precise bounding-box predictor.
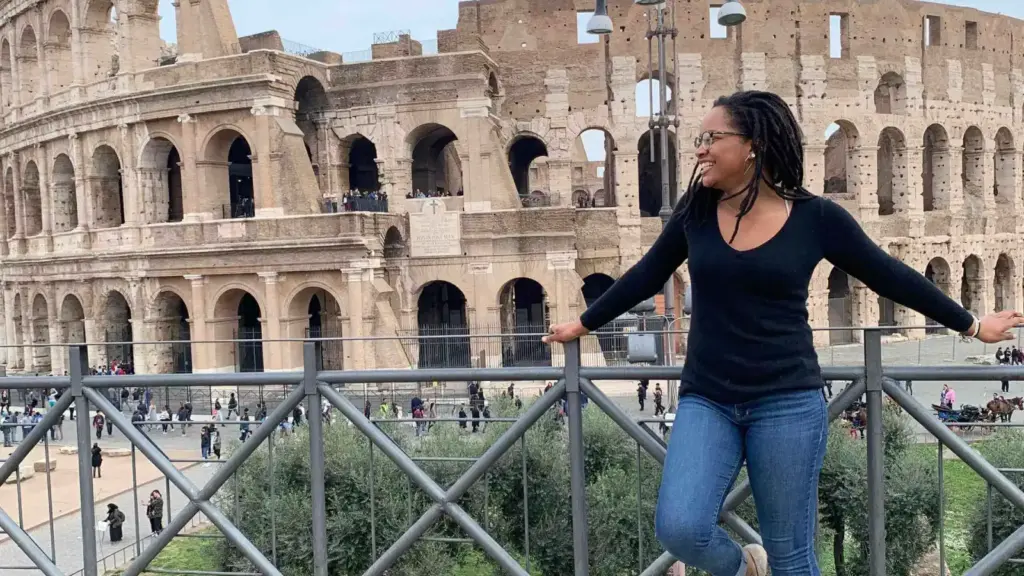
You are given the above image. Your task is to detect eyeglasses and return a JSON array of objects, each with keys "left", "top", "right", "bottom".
[{"left": 694, "top": 130, "right": 746, "bottom": 150}]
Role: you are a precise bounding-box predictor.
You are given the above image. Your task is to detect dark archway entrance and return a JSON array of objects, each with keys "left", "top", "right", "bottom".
[
  {"left": 499, "top": 278, "right": 550, "bottom": 367},
  {"left": 827, "top": 268, "right": 854, "bottom": 345},
  {"left": 229, "top": 137, "right": 254, "bottom": 218},
  {"left": 349, "top": 136, "right": 381, "bottom": 191},
  {"left": 305, "top": 292, "right": 344, "bottom": 371},
  {"left": 638, "top": 131, "right": 677, "bottom": 217},
  {"left": 236, "top": 293, "right": 263, "bottom": 372},
  {"left": 508, "top": 135, "right": 548, "bottom": 197},
  {"left": 417, "top": 281, "right": 470, "bottom": 368},
  {"left": 581, "top": 273, "right": 623, "bottom": 362}
]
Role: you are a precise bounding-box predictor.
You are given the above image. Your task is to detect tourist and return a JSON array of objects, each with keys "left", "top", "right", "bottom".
[
  {"left": 92, "top": 412, "right": 105, "bottom": 440},
  {"left": 105, "top": 504, "right": 125, "bottom": 543},
  {"left": 200, "top": 426, "right": 211, "bottom": 459},
  {"left": 146, "top": 490, "right": 164, "bottom": 534},
  {"left": 543, "top": 90, "right": 1024, "bottom": 576},
  {"left": 91, "top": 444, "right": 102, "bottom": 478},
  {"left": 211, "top": 428, "right": 222, "bottom": 459},
  {"left": 227, "top": 393, "right": 238, "bottom": 420}
]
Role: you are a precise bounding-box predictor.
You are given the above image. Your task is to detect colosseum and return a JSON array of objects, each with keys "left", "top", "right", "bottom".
[{"left": 0, "top": 0, "right": 1019, "bottom": 376}]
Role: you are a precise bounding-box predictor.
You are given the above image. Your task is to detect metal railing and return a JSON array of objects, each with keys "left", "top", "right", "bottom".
[{"left": 2, "top": 329, "right": 1024, "bottom": 575}]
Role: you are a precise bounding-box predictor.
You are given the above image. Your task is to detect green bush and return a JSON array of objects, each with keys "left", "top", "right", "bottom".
[
  {"left": 968, "top": 429, "right": 1024, "bottom": 576},
  {"left": 818, "top": 402, "right": 940, "bottom": 576}
]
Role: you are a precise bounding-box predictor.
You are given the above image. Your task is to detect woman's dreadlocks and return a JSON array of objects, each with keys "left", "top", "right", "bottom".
[{"left": 674, "top": 90, "right": 815, "bottom": 243}]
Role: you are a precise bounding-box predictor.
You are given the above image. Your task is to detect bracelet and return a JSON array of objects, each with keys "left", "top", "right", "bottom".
[{"left": 960, "top": 315, "right": 980, "bottom": 341}]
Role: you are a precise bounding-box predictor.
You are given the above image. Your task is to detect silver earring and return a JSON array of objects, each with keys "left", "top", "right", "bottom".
[{"left": 749, "top": 152, "right": 756, "bottom": 159}]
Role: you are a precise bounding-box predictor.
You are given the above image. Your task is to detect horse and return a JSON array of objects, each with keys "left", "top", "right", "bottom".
[{"left": 985, "top": 397, "right": 1024, "bottom": 423}]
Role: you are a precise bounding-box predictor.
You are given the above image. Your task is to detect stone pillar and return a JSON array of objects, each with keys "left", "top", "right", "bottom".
[
  {"left": 120, "top": 8, "right": 161, "bottom": 74},
  {"left": 855, "top": 145, "right": 879, "bottom": 221},
  {"left": 176, "top": 113, "right": 204, "bottom": 220},
  {"left": 343, "top": 266, "right": 366, "bottom": 370},
  {"left": 3, "top": 289, "right": 15, "bottom": 369},
  {"left": 35, "top": 144, "right": 52, "bottom": 251},
  {"left": 983, "top": 138, "right": 997, "bottom": 235},
  {"left": 119, "top": 124, "right": 140, "bottom": 226},
  {"left": 69, "top": 133, "right": 91, "bottom": 232},
  {"left": 251, "top": 106, "right": 276, "bottom": 217},
  {"left": 258, "top": 272, "right": 282, "bottom": 371},
  {"left": 185, "top": 275, "right": 210, "bottom": 372},
  {"left": 804, "top": 144, "right": 826, "bottom": 197},
  {"left": 7, "top": 153, "right": 24, "bottom": 256},
  {"left": 851, "top": 282, "right": 878, "bottom": 344},
  {"left": 68, "top": 0, "right": 85, "bottom": 89}
]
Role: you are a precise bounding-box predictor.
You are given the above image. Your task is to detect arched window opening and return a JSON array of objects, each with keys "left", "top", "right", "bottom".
[
  {"left": 636, "top": 77, "right": 674, "bottom": 117},
  {"left": 573, "top": 128, "right": 616, "bottom": 208},
  {"left": 10, "top": 295, "right": 23, "bottom": 370},
  {"left": 827, "top": 268, "right": 854, "bottom": 345},
  {"left": 995, "top": 254, "right": 1014, "bottom": 313},
  {"left": 60, "top": 295, "right": 86, "bottom": 371},
  {"left": 139, "top": 138, "right": 183, "bottom": 224},
  {"left": 103, "top": 291, "right": 133, "bottom": 370},
  {"left": 31, "top": 294, "right": 50, "bottom": 373},
  {"left": 52, "top": 154, "right": 78, "bottom": 232},
  {"left": 581, "top": 273, "right": 622, "bottom": 362},
  {"left": 83, "top": 0, "right": 119, "bottom": 81},
  {"left": 348, "top": 136, "right": 381, "bottom": 191},
  {"left": 91, "top": 145, "right": 124, "bottom": 228},
  {"left": 410, "top": 124, "right": 462, "bottom": 198},
  {"left": 823, "top": 123, "right": 858, "bottom": 196},
  {"left": 994, "top": 128, "right": 1016, "bottom": 207},
  {"left": 46, "top": 11, "right": 73, "bottom": 94},
  {"left": 873, "top": 72, "right": 907, "bottom": 115},
  {"left": 4, "top": 168, "right": 15, "bottom": 239},
  {"left": 962, "top": 127, "right": 985, "bottom": 213},
  {"left": 638, "top": 131, "right": 677, "bottom": 217},
  {"left": 0, "top": 40, "right": 12, "bottom": 109},
  {"left": 878, "top": 296, "right": 897, "bottom": 336},
  {"left": 499, "top": 278, "right": 550, "bottom": 367},
  {"left": 876, "top": 128, "right": 907, "bottom": 216},
  {"left": 19, "top": 26, "right": 39, "bottom": 102},
  {"left": 508, "top": 135, "right": 549, "bottom": 200},
  {"left": 152, "top": 292, "right": 191, "bottom": 375},
  {"left": 294, "top": 76, "right": 328, "bottom": 188},
  {"left": 382, "top": 226, "right": 407, "bottom": 259},
  {"left": 302, "top": 291, "right": 344, "bottom": 371},
  {"left": 236, "top": 293, "right": 263, "bottom": 373},
  {"left": 922, "top": 124, "right": 950, "bottom": 211},
  {"left": 228, "top": 137, "right": 254, "bottom": 219},
  {"left": 572, "top": 190, "right": 590, "bottom": 208},
  {"left": 925, "top": 258, "right": 952, "bottom": 334},
  {"left": 22, "top": 161, "right": 42, "bottom": 236},
  {"left": 961, "top": 255, "right": 983, "bottom": 317},
  {"left": 417, "top": 281, "right": 470, "bottom": 368}
]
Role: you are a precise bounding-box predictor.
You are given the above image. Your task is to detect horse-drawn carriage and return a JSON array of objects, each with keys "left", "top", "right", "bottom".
[{"left": 932, "top": 403, "right": 986, "bottom": 431}]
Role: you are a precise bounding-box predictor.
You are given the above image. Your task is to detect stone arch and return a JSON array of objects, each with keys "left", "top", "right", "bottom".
[
  {"left": 823, "top": 121, "right": 860, "bottom": 196},
  {"left": 995, "top": 253, "right": 1015, "bottom": 313},
  {"left": 151, "top": 290, "right": 191, "bottom": 374},
  {"left": 22, "top": 160, "right": 42, "bottom": 236},
  {"left": 961, "top": 255, "right": 983, "bottom": 316},
  {"left": 59, "top": 294, "right": 86, "bottom": 354},
  {"left": 827, "top": 267, "right": 854, "bottom": 345},
  {"left": 82, "top": 0, "right": 118, "bottom": 81},
  {"left": 139, "top": 136, "right": 183, "bottom": 223},
  {"left": 343, "top": 134, "right": 381, "bottom": 192},
  {"left": 580, "top": 273, "right": 621, "bottom": 359},
  {"left": 635, "top": 73, "right": 674, "bottom": 117},
  {"left": 52, "top": 153, "right": 78, "bottom": 232},
  {"left": 593, "top": 189, "right": 607, "bottom": 207},
  {"left": 922, "top": 124, "right": 950, "bottom": 211},
  {"left": 962, "top": 126, "right": 985, "bottom": 212},
  {"left": 101, "top": 290, "right": 133, "bottom": 369},
  {"left": 874, "top": 72, "right": 907, "bottom": 115},
  {"left": 4, "top": 167, "right": 14, "bottom": 239},
  {"left": 572, "top": 189, "right": 590, "bottom": 208},
  {"left": 10, "top": 293, "right": 23, "bottom": 370},
  {"left": 407, "top": 123, "right": 462, "bottom": 197},
  {"left": 203, "top": 127, "right": 255, "bottom": 219},
  {"left": 382, "top": 226, "right": 407, "bottom": 259},
  {"left": 498, "top": 278, "right": 550, "bottom": 367},
  {"left": 994, "top": 128, "right": 1016, "bottom": 207},
  {"left": 46, "top": 9, "right": 73, "bottom": 93},
  {"left": 573, "top": 127, "right": 616, "bottom": 207},
  {"left": 30, "top": 293, "right": 50, "bottom": 373},
  {"left": 294, "top": 76, "right": 328, "bottom": 185},
  {"left": 212, "top": 287, "right": 263, "bottom": 372},
  {"left": 876, "top": 127, "right": 907, "bottom": 216},
  {"left": 19, "top": 25, "right": 39, "bottom": 102},
  {"left": 91, "top": 144, "right": 124, "bottom": 228},
  {"left": 508, "top": 133, "right": 549, "bottom": 198},
  {"left": 525, "top": 190, "right": 550, "bottom": 208},
  {"left": 416, "top": 280, "right": 470, "bottom": 368},
  {"left": 0, "top": 39, "right": 12, "bottom": 109},
  {"left": 284, "top": 284, "right": 343, "bottom": 371},
  {"left": 925, "top": 257, "right": 952, "bottom": 333},
  {"left": 638, "top": 130, "right": 677, "bottom": 217}
]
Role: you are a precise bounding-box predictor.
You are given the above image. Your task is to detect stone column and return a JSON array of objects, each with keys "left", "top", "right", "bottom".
[
  {"left": 68, "top": 0, "right": 85, "bottom": 90},
  {"left": 343, "top": 267, "right": 366, "bottom": 370},
  {"left": 33, "top": 6, "right": 49, "bottom": 102},
  {"left": 854, "top": 145, "right": 879, "bottom": 221},
  {"left": 251, "top": 106, "right": 276, "bottom": 217},
  {"left": 904, "top": 146, "right": 925, "bottom": 237},
  {"left": 185, "top": 275, "right": 210, "bottom": 372},
  {"left": 176, "top": 113, "right": 204, "bottom": 220},
  {"left": 35, "top": 144, "right": 52, "bottom": 251},
  {"left": 69, "top": 133, "right": 91, "bottom": 232},
  {"left": 119, "top": 124, "right": 140, "bottom": 226},
  {"left": 8, "top": 153, "right": 24, "bottom": 255},
  {"left": 258, "top": 272, "right": 282, "bottom": 371}
]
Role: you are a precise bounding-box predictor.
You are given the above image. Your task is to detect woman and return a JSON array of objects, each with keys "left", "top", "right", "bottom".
[
  {"left": 91, "top": 443, "right": 102, "bottom": 478},
  {"left": 146, "top": 490, "right": 164, "bottom": 534},
  {"left": 105, "top": 503, "right": 125, "bottom": 543},
  {"left": 544, "top": 90, "right": 1023, "bottom": 576}
]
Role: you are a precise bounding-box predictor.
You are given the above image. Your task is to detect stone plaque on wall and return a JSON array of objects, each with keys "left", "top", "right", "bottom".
[{"left": 410, "top": 199, "right": 461, "bottom": 258}]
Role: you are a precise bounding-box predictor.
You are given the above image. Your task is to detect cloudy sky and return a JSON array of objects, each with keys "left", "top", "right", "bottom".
[{"left": 156, "top": 0, "right": 1022, "bottom": 54}]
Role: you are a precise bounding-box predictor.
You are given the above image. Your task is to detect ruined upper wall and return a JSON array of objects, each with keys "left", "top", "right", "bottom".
[{"left": 451, "top": 0, "right": 1024, "bottom": 119}]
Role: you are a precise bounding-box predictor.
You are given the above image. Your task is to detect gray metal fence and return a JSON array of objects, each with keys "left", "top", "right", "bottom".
[{"left": 3, "top": 330, "right": 1024, "bottom": 575}]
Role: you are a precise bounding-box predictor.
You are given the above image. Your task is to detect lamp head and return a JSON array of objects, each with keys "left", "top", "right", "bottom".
[
  {"left": 717, "top": 0, "right": 747, "bottom": 27},
  {"left": 587, "top": 0, "right": 613, "bottom": 35}
]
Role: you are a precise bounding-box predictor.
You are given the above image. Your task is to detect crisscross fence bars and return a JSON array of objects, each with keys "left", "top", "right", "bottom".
[{"left": 4, "top": 329, "right": 1024, "bottom": 576}]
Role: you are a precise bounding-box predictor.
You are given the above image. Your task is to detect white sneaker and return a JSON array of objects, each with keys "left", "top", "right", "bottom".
[{"left": 743, "top": 543, "right": 768, "bottom": 576}]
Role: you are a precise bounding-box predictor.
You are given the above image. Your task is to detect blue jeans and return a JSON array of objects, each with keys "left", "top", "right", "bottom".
[{"left": 654, "top": 388, "right": 828, "bottom": 576}]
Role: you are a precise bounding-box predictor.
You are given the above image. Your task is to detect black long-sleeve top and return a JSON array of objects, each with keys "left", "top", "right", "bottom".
[{"left": 580, "top": 196, "right": 974, "bottom": 404}]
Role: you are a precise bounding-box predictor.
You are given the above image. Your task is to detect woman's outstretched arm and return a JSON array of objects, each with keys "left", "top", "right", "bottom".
[
  {"left": 819, "top": 199, "right": 1022, "bottom": 341},
  {"left": 545, "top": 211, "right": 689, "bottom": 343}
]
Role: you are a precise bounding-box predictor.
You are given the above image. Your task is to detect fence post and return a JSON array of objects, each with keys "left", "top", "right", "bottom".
[
  {"left": 72, "top": 344, "right": 99, "bottom": 576},
  {"left": 863, "top": 329, "right": 886, "bottom": 576},
  {"left": 306, "top": 341, "right": 328, "bottom": 576},
  {"left": 565, "top": 339, "right": 590, "bottom": 575}
]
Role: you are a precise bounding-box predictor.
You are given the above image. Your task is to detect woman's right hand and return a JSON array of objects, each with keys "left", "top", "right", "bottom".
[{"left": 542, "top": 320, "right": 590, "bottom": 344}]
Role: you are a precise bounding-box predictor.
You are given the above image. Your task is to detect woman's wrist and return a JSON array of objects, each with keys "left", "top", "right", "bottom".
[{"left": 960, "top": 315, "right": 980, "bottom": 340}]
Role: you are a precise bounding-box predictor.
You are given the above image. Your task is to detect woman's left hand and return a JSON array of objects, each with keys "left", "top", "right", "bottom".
[{"left": 976, "top": 311, "right": 1024, "bottom": 343}]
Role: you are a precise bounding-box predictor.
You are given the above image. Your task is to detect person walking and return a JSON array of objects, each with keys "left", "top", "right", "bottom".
[
  {"left": 91, "top": 444, "right": 103, "bottom": 478},
  {"left": 105, "top": 504, "right": 125, "bottom": 543},
  {"left": 543, "top": 90, "right": 1024, "bottom": 576},
  {"left": 146, "top": 490, "right": 164, "bottom": 534}
]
